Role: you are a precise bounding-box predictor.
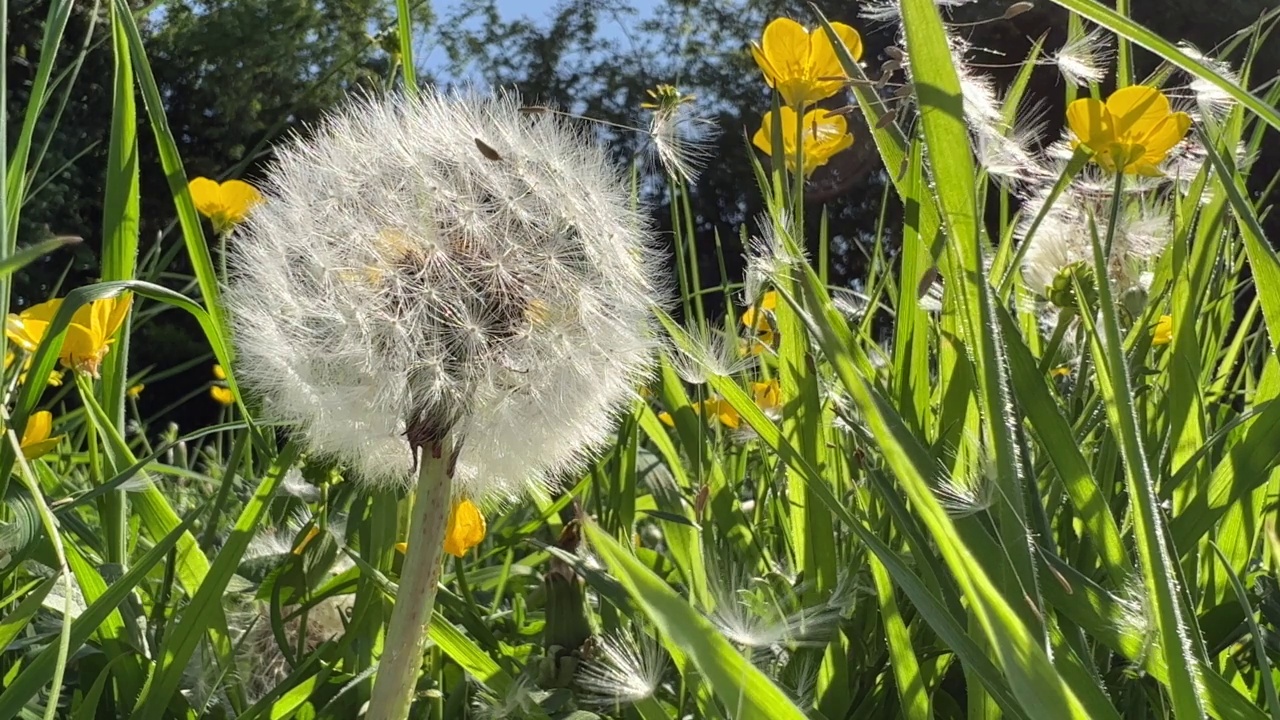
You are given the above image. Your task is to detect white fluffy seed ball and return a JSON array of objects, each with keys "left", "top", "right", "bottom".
[{"left": 226, "top": 89, "right": 665, "bottom": 501}]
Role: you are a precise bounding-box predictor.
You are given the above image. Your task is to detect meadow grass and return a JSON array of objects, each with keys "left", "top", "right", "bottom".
[{"left": 2, "top": 0, "right": 1280, "bottom": 718}]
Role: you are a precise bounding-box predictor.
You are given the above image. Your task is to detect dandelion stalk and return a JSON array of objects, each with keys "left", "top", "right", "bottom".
[{"left": 369, "top": 440, "right": 454, "bottom": 720}]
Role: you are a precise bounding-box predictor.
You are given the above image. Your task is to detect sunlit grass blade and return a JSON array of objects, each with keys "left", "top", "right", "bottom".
[
  {"left": 134, "top": 442, "right": 300, "bottom": 720},
  {"left": 1076, "top": 212, "right": 1205, "bottom": 718},
  {"left": 0, "top": 235, "right": 79, "bottom": 280},
  {"left": 584, "top": 521, "right": 810, "bottom": 720},
  {"left": 1209, "top": 542, "right": 1280, "bottom": 719},
  {"left": 0, "top": 502, "right": 206, "bottom": 717}
]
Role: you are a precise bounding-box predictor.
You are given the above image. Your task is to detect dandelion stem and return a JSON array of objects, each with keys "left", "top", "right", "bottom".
[{"left": 368, "top": 441, "right": 454, "bottom": 720}]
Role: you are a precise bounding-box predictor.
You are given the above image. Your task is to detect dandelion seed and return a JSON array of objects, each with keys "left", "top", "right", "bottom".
[
  {"left": 1049, "top": 27, "right": 1114, "bottom": 87},
  {"left": 859, "top": 0, "right": 979, "bottom": 22},
  {"left": 667, "top": 323, "right": 754, "bottom": 385},
  {"left": 577, "top": 628, "right": 670, "bottom": 705},
  {"left": 473, "top": 675, "right": 547, "bottom": 719},
  {"left": 707, "top": 561, "right": 842, "bottom": 650},
  {"left": 225, "top": 89, "right": 664, "bottom": 502},
  {"left": 1176, "top": 43, "right": 1237, "bottom": 121},
  {"left": 641, "top": 84, "right": 719, "bottom": 184}
]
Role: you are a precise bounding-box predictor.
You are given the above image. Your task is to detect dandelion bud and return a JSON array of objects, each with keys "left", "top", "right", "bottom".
[{"left": 226, "top": 89, "right": 664, "bottom": 501}]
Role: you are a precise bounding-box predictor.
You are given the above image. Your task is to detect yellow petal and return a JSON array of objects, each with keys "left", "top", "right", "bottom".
[
  {"left": 218, "top": 179, "right": 263, "bottom": 224},
  {"left": 1049, "top": 365, "right": 1071, "bottom": 378},
  {"left": 21, "top": 437, "right": 62, "bottom": 460},
  {"left": 62, "top": 321, "right": 103, "bottom": 374},
  {"left": 210, "top": 385, "right": 235, "bottom": 406},
  {"left": 752, "top": 379, "right": 782, "bottom": 412},
  {"left": 760, "top": 18, "right": 811, "bottom": 91},
  {"left": 1137, "top": 111, "right": 1192, "bottom": 165},
  {"left": 127, "top": 383, "right": 144, "bottom": 398},
  {"left": 752, "top": 112, "right": 775, "bottom": 156},
  {"left": 188, "top": 177, "right": 225, "bottom": 220},
  {"left": 1065, "top": 98, "right": 1113, "bottom": 151},
  {"left": 7, "top": 299, "right": 62, "bottom": 352},
  {"left": 1152, "top": 314, "right": 1173, "bottom": 346},
  {"left": 806, "top": 22, "right": 861, "bottom": 99},
  {"left": 443, "top": 498, "right": 486, "bottom": 558},
  {"left": 1105, "top": 86, "right": 1170, "bottom": 139},
  {"left": 711, "top": 399, "right": 741, "bottom": 429},
  {"left": 22, "top": 411, "right": 52, "bottom": 446},
  {"left": 97, "top": 294, "right": 134, "bottom": 340},
  {"left": 751, "top": 42, "right": 780, "bottom": 89},
  {"left": 760, "top": 291, "right": 778, "bottom": 311},
  {"left": 658, "top": 411, "right": 675, "bottom": 427},
  {"left": 212, "top": 363, "right": 227, "bottom": 380}
]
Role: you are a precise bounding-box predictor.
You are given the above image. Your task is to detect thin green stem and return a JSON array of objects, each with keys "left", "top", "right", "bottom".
[{"left": 368, "top": 442, "right": 455, "bottom": 720}]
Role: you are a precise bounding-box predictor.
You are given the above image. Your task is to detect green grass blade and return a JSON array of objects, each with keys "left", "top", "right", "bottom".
[
  {"left": 1077, "top": 216, "right": 1205, "bottom": 718},
  {"left": 112, "top": 0, "right": 229, "bottom": 351},
  {"left": 393, "top": 0, "right": 419, "bottom": 97},
  {"left": 1211, "top": 542, "right": 1280, "bottom": 718},
  {"left": 134, "top": 442, "right": 300, "bottom": 720},
  {"left": 0, "top": 235, "right": 80, "bottom": 280},
  {"left": 0, "top": 575, "right": 57, "bottom": 652},
  {"left": 583, "top": 521, "right": 809, "bottom": 720},
  {"left": 0, "top": 503, "right": 205, "bottom": 717}
]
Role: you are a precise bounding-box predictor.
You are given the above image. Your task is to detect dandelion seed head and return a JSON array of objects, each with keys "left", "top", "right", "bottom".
[
  {"left": 473, "top": 675, "right": 547, "bottom": 719},
  {"left": 577, "top": 629, "right": 670, "bottom": 705},
  {"left": 1177, "top": 43, "right": 1237, "bottom": 121},
  {"left": 227, "top": 89, "right": 665, "bottom": 502},
  {"left": 1049, "top": 27, "right": 1114, "bottom": 86},
  {"left": 647, "top": 101, "right": 720, "bottom": 184},
  {"left": 666, "top": 324, "right": 754, "bottom": 385}
]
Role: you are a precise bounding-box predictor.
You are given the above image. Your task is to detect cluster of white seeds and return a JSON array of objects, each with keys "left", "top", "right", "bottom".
[{"left": 227, "top": 89, "right": 665, "bottom": 501}]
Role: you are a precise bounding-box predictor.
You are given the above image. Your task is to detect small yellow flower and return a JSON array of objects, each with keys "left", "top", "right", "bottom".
[
  {"left": 658, "top": 410, "right": 676, "bottom": 427},
  {"left": 1065, "top": 86, "right": 1191, "bottom": 176},
  {"left": 210, "top": 364, "right": 234, "bottom": 405},
  {"left": 751, "top": 17, "right": 863, "bottom": 108},
  {"left": 444, "top": 498, "right": 486, "bottom": 558},
  {"left": 6, "top": 295, "right": 133, "bottom": 377},
  {"left": 127, "top": 383, "right": 144, "bottom": 399},
  {"left": 752, "top": 379, "right": 782, "bottom": 414},
  {"left": 19, "top": 411, "right": 63, "bottom": 460},
  {"left": 740, "top": 291, "right": 778, "bottom": 332},
  {"left": 189, "top": 177, "right": 263, "bottom": 234},
  {"left": 1152, "top": 315, "right": 1173, "bottom": 346},
  {"left": 753, "top": 106, "right": 853, "bottom": 177},
  {"left": 740, "top": 291, "right": 779, "bottom": 356},
  {"left": 1050, "top": 365, "right": 1072, "bottom": 378}
]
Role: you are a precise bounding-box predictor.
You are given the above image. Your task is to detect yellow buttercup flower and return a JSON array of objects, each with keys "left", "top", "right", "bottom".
[
  {"left": 210, "top": 364, "right": 234, "bottom": 406},
  {"left": 19, "top": 411, "right": 63, "bottom": 460},
  {"left": 751, "top": 17, "right": 863, "bottom": 108},
  {"left": 753, "top": 106, "right": 853, "bottom": 177},
  {"left": 189, "top": 177, "right": 263, "bottom": 234},
  {"left": 444, "top": 498, "right": 486, "bottom": 558},
  {"left": 6, "top": 295, "right": 133, "bottom": 377},
  {"left": 752, "top": 379, "right": 782, "bottom": 414},
  {"left": 1065, "top": 86, "right": 1191, "bottom": 176},
  {"left": 740, "top": 291, "right": 779, "bottom": 356},
  {"left": 1152, "top": 315, "right": 1172, "bottom": 346},
  {"left": 127, "top": 383, "right": 144, "bottom": 398},
  {"left": 1050, "top": 365, "right": 1072, "bottom": 378},
  {"left": 740, "top": 291, "right": 778, "bottom": 332}
]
